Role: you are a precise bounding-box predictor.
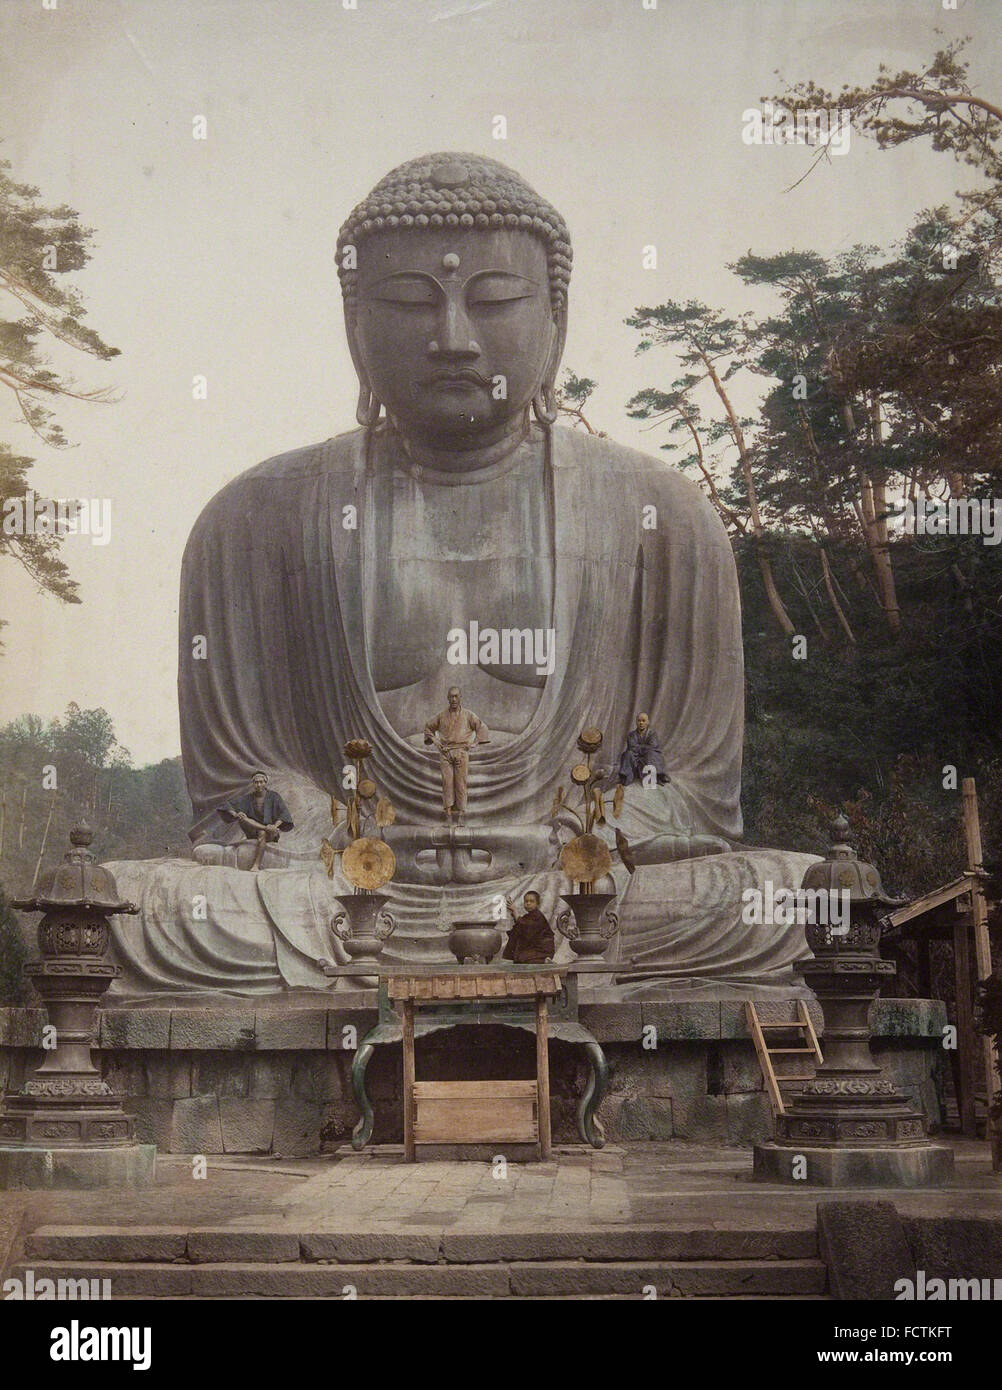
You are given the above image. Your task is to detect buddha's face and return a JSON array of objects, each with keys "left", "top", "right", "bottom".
[{"left": 349, "top": 228, "right": 557, "bottom": 449}]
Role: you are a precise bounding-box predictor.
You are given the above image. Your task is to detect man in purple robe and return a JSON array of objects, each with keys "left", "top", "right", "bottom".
[{"left": 617, "top": 714, "right": 670, "bottom": 787}]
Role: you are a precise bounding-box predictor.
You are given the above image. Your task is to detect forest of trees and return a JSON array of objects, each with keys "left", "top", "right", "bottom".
[
  {"left": 0, "top": 705, "right": 191, "bottom": 1001},
  {"left": 561, "top": 40, "right": 1002, "bottom": 906}
]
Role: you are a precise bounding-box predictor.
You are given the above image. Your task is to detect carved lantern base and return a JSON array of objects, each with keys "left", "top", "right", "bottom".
[
  {"left": 0, "top": 827, "right": 156, "bottom": 1188},
  {"left": 753, "top": 818, "right": 954, "bottom": 1188}
]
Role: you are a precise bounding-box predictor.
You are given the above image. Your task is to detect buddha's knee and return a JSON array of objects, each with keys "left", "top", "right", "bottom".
[
  {"left": 192, "top": 842, "right": 232, "bottom": 867},
  {"left": 631, "top": 832, "right": 732, "bottom": 865}
]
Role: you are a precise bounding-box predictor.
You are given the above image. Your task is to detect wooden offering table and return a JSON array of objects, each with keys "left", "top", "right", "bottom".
[{"left": 348, "top": 967, "right": 607, "bottom": 1161}]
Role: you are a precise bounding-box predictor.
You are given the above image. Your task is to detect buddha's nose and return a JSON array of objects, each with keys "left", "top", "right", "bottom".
[{"left": 428, "top": 296, "right": 481, "bottom": 359}]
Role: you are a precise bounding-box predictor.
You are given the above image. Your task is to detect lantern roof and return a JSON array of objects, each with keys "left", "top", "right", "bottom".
[
  {"left": 801, "top": 814, "right": 904, "bottom": 907},
  {"left": 12, "top": 823, "right": 138, "bottom": 915}
]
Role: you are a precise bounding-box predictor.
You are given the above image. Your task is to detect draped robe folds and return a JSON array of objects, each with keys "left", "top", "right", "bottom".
[{"left": 105, "top": 424, "right": 817, "bottom": 1000}]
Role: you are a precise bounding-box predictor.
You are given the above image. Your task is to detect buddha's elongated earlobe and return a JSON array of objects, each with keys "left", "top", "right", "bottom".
[
  {"left": 356, "top": 381, "right": 382, "bottom": 427},
  {"left": 345, "top": 302, "right": 383, "bottom": 427},
  {"left": 532, "top": 305, "right": 567, "bottom": 427},
  {"left": 532, "top": 383, "right": 559, "bottom": 426}
]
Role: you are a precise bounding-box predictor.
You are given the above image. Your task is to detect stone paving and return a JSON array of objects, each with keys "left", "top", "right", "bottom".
[{"left": 1, "top": 1138, "right": 1000, "bottom": 1268}]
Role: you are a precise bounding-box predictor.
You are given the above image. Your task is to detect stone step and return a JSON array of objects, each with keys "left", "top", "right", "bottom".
[
  {"left": 8, "top": 1258, "right": 827, "bottom": 1298},
  {"left": 24, "top": 1224, "right": 818, "bottom": 1264},
  {"left": 108, "top": 1293, "right": 834, "bottom": 1301}
]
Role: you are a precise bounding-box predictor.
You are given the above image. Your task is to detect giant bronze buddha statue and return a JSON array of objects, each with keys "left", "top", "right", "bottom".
[{"left": 106, "top": 153, "right": 816, "bottom": 999}]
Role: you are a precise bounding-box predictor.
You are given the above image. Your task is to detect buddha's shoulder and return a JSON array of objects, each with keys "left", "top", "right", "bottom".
[
  {"left": 189, "top": 431, "right": 364, "bottom": 529},
  {"left": 555, "top": 427, "right": 721, "bottom": 516},
  {"left": 228, "top": 430, "right": 362, "bottom": 490}
]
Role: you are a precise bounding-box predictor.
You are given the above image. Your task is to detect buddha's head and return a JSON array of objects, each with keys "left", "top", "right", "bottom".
[{"left": 337, "top": 152, "right": 571, "bottom": 452}]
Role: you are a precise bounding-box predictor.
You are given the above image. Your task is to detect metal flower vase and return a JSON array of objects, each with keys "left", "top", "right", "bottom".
[
  {"left": 556, "top": 891, "right": 620, "bottom": 958},
  {"left": 331, "top": 891, "right": 396, "bottom": 974}
]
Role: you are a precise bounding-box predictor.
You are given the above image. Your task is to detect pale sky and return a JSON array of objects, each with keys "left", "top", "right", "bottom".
[{"left": 0, "top": 0, "right": 998, "bottom": 764}]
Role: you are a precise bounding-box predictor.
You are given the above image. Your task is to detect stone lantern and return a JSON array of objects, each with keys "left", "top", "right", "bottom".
[
  {"left": 753, "top": 815, "right": 954, "bottom": 1187},
  {"left": 0, "top": 824, "right": 156, "bottom": 1188}
]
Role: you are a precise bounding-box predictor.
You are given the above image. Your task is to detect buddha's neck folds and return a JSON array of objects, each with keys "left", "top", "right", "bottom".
[{"left": 383, "top": 410, "right": 534, "bottom": 483}]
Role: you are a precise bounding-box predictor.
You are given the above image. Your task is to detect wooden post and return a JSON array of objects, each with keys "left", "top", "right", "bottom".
[
  {"left": 402, "top": 998, "right": 416, "bottom": 1163},
  {"left": 18, "top": 784, "right": 27, "bottom": 851},
  {"left": 963, "top": 777, "right": 1000, "bottom": 1163},
  {"left": 916, "top": 933, "right": 932, "bottom": 999},
  {"left": 536, "top": 993, "right": 551, "bottom": 1161},
  {"left": 954, "top": 911, "right": 979, "bottom": 1139}
]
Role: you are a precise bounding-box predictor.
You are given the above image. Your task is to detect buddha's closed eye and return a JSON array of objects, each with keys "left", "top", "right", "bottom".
[
  {"left": 368, "top": 270, "right": 540, "bottom": 309},
  {"left": 466, "top": 272, "right": 539, "bottom": 305},
  {"left": 369, "top": 275, "right": 437, "bottom": 306}
]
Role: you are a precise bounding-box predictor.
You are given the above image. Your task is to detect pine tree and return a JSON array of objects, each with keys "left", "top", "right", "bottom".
[{"left": 0, "top": 152, "right": 119, "bottom": 642}]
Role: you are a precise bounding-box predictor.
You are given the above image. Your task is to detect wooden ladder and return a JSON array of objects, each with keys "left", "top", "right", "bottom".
[{"left": 746, "top": 1001, "right": 823, "bottom": 1117}]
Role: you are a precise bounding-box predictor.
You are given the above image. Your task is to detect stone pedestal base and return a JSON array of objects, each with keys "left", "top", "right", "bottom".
[
  {"left": 0, "top": 1143, "right": 156, "bottom": 1190},
  {"left": 0, "top": 998, "right": 953, "bottom": 1151},
  {"left": 752, "top": 1140, "right": 954, "bottom": 1188}
]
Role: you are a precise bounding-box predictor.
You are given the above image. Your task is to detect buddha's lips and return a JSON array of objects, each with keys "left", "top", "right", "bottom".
[{"left": 428, "top": 369, "right": 490, "bottom": 387}]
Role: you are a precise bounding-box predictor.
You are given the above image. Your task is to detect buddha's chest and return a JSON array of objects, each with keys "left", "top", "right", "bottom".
[{"left": 364, "top": 472, "right": 553, "bottom": 694}]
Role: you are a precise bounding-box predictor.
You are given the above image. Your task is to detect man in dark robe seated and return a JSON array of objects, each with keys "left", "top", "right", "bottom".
[
  {"left": 502, "top": 891, "right": 556, "bottom": 964},
  {"left": 218, "top": 771, "right": 295, "bottom": 870},
  {"left": 617, "top": 712, "right": 669, "bottom": 787}
]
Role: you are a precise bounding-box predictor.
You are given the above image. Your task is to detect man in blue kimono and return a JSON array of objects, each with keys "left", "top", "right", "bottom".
[{"left": 218, "top": 771, "right": 295, "bottom": 870}]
